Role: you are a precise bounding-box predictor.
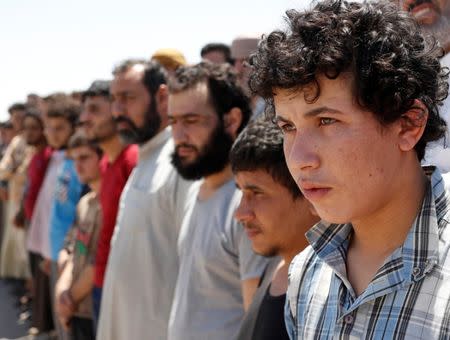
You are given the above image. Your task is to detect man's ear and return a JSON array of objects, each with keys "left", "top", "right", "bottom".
[
  {"left": 223, "top": 107, "right": 243, "bottom": 139},
  {"left": 397, "top": 99, "right": 428, "bottom": 152},
  {"left": 155, "top": 84, "right": 169, "bottom": 118}
]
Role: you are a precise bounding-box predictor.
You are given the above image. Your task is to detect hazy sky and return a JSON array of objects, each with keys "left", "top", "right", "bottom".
[{"left": 0, "top": 0, "right": 310, "bottom": 120}]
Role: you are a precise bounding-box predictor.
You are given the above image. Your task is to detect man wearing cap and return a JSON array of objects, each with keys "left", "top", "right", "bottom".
[
  {"left": 151, "top": 48, "right": 187, "bottom": 76},
  {"left": 231, "top": 35, "right": 265, "bottom": 117}
]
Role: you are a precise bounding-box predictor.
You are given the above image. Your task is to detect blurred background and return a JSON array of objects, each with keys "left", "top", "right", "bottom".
[{"left": 0, "top": 0, "right": 309, "bottom": 120}]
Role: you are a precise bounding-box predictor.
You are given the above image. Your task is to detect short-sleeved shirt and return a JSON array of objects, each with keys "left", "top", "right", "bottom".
[
  {"left": 27, "top": 150, "right": 65, "bottom": 257},
  {"left": 49, "top": 157, "right": 83, "bottom": 261},
  {"left": 285, "top": 169, "right": 450, "bottom": 339},
  {"left": 66, "top": 191, "right": 101, "bottom": 319},
  {"left": 97, "top": 128, "right": 193, "bottom": 340},
  {"left": 168, "top": 179, "right": 268, "bottom": 340},
  {"left": 94, "top": 144, "right": 137, "bottom": 288}
]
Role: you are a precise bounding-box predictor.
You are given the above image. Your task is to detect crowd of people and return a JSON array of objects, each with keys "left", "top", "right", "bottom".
[{"left": 1, "top": 0, "right": 450, "bottom": 339}]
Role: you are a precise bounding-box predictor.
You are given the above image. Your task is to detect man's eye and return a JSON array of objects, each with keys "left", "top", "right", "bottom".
[
  {"left": 319, "top": 117, "right": 336, "bottom": 126},
  {"left": 184, "top": 118, "right": 199, "bottom": 124},
  {"left": 278, "top": 123, "right": 296, "bottom": 133}
]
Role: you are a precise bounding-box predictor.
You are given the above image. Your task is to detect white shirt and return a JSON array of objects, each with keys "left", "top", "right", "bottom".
[
  {"left": 97, "top": 128, "right": 192, "bottom": 340},
  {"left": 27, "top": 150, "right": 65, "bottom": 258}
]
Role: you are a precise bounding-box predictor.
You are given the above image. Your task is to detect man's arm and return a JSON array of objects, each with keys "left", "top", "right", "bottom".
[
  {"left": 241, "top": 277, "right": 260, "bottom": 311},
  {"left": 0, "top": 138, "right": 18, "bottom": 181},
  {"left": 55, "top": 258, "right": 75, "bottom": 327},
  {"left": 69, "top": 264, "right": 94, "bottom": 304}
]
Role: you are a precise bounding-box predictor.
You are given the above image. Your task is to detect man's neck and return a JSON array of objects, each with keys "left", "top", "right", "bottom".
[
  {"left": 350, "top": 162, "right": 427, "bottom": 256},
  {"left": 198, "top": 165, "right": 233, "bottom": 201},
  {"left": 269, "top": 259, "right": 290, "bottom": 296},
  {"left": 34, "top": 141, "right": 47, "bottom": 152},
  {"left": 282, "top": 239, "right": 310, "bottom": 265},
  {"left": 89, "top": 178, "right": 101, "bottom": 194},
  {"left": 346, "top": 160, "right": 428, "bottom": 296},
  {"left": 100, "top": 134, "right": 125, "bottom": 163}
]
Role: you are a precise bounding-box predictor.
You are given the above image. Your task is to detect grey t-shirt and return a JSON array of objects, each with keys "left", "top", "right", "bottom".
[{"left": 168, "top": 179, "right": 268, "bottom": 340}]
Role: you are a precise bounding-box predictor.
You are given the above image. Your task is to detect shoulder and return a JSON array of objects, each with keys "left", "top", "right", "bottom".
[
  {"left": 78, "top": 191, "right": 93, "bottom": 207},
  {"left": 286, "top": 246, "right": 322, "bottom": 315},
  {"left": 123, "top": 144, "right": 138, "bottom": 165}
]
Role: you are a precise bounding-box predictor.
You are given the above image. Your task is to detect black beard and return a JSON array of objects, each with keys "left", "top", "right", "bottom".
[
  {"left": 171, "top": 121, "right": 233, "bottom": 180},
  {"left": 115, "top": 100, "right": 161, "bottom": 145}
]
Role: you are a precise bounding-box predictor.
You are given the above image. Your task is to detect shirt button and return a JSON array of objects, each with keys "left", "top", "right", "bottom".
[
  {"left": 412, "top": 267, "right": 421, "bottom": 275},
  {"left": 344, "top": 314, "right": 354, "bottom": 324}
]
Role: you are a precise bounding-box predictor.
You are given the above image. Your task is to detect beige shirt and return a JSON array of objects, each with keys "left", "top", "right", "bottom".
[
  {"left": 65, "top": 191, "right": 101, "bottom": 319},
  {"left": 97, "top": 127, "right": 193, "bottom": 340},
  {"left": 0, "top": 134, "right": 34, "bottom": 203}
]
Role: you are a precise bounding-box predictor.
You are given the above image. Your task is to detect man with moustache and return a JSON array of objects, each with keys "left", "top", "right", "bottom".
[
  {"left": 250, "top": 0, "right": 450, "bottom": 338},
  {"left": 78, "top": 80, "right": 137, "bottom": 327},
  {"left": 167, "top": 62, "right": 267, "bottom": 340},
  {"left": 230, "top": 118, "right": 319, "bottom": 340},
  {"left": 401, "top": 0, "right": 450, "bottom": 172},
  {"left": 398, "top": 0, "right": 450, "bottom": 52},
  {"left": 96, "top": 60, "right": 192, "bottom": 340}
]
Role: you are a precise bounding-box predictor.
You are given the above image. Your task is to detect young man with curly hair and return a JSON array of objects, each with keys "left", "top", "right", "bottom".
[{"left": 250, "top": 0, "right": 450, "bottom": 338}]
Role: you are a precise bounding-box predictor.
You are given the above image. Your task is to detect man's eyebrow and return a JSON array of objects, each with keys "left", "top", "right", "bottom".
[
  {"left": 303, "top": 106, "right": 342, "bottom": 117},
  {"left": 275, "top": 106, "right": 342, "bottom": 122},
  {"left": 243, "top": 184, "right": 263, "bottom": 191},
  {"left": 234, "top": 183, "right": 262, "bottom": 192},
  {"left": 167, "top": 112, "right": 200, "bottom": 119}
]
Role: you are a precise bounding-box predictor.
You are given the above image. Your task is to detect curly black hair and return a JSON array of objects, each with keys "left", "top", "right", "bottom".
[
  {"left": 249, "top": 0, "right": 449, "bottom": 160},
  {"left": 168, "top": 61, "right": 252, "bottom": 132},
  {"left": 230, "top": 116, "right": 302, "bottom": 200}
]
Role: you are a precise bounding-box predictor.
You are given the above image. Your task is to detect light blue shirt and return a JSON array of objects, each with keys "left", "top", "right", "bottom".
[{"left": 49, "top": 156, "right": 83, "bottom": 261}]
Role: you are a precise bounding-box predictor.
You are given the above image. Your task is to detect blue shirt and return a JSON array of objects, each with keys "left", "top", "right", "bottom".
[
  {"left": 49, "top": 156, "right": 83, "bottom": 261},
  {"left": 286, "top": 169, "right": 450, "bottom": 339}
]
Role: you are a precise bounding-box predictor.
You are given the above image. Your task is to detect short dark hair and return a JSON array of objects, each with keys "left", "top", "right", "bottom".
[
  {"left": 23, "top": 110, "right": 44, "bottom": 129},
  {"left": 249, "top": 0, "right": 449, "bottom": 160},
  {"left": 200, "top": 43, "right": 234, "bottom": 64},
  {"left": 68, "top": 132, "right": 103, "bottom": 157},
  {"left": 231, "top": 116, "right": 302, "bottom": 199},
  {"left": 46, "top": 97, "right": 81, "bottom": 127},
  {"left": 113, "top": 59, "right": 167, "bottom": 97},
  {"left": 82, "top": 80, "right": 111, "bottom": 103},
  {"left": 0, "top": 121, "right": 13, "bottom": 129},
  {"left": 169, "top": 61, "right": 252, "bottom": 132},
  {"left": 8, "top": 103, "right": 26, "bottom": 114}
]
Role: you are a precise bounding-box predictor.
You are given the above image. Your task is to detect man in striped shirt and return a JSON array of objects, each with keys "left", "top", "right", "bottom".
[{"left": 249, "top": 0, "right": 450, "bottom": 338}]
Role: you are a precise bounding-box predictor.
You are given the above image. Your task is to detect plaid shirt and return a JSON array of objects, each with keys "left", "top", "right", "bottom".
[{"left": 286, "top": 169, "right": 450, "bottom": 339}]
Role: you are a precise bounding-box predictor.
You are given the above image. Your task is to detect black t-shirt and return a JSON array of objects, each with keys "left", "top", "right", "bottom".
[{"left": 251, "top": 284, "right": 290, "bottom": 340}]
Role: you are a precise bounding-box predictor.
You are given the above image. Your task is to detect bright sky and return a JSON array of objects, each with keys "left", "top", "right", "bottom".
[{"left": 0, "top": 0, "right": 310, "bottom": 120}]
